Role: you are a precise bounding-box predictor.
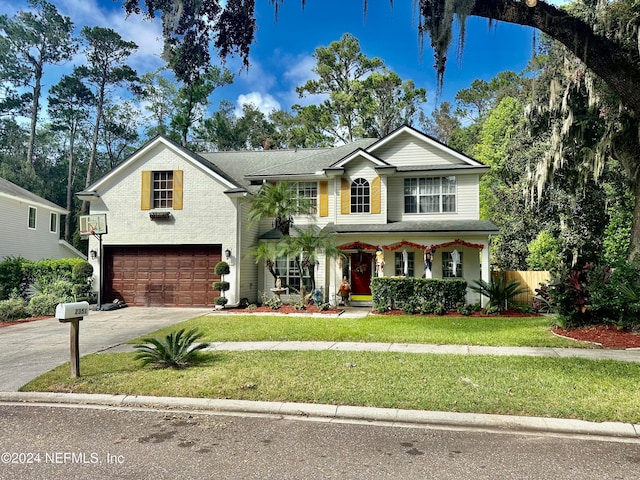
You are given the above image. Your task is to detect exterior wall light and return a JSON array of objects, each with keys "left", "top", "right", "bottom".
[
  {"left": 90, "top": 250, "right": 98, "bottom": 260},
  {"left": 224, "top": 248, "right": 231, "bottom": 259}
]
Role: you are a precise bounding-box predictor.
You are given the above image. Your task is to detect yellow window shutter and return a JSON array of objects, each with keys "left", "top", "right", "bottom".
[
  {"left": 173, "top": 170, "right": 183, "bottom": 210},
  {"left": 371, "top": 176, "right": 381, "bottom": 214},
  {"left": 340, "top": 178, "right": 350, "bottom": 215},
  {"left": 141, "top": 171, "right": 151, "bottom": 210},
  {"left": 319, "top": 181, "right": 328, "bottom": 217}
]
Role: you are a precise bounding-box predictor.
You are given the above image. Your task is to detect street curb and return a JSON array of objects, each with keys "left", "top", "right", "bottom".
[{"left": 1, "top": 392, "right": 638, "bottom": 440}]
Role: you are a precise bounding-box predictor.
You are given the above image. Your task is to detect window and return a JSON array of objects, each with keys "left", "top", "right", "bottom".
[
  {"left": 153, "top": 171, "right": 173, "bottom": 208},
  {"left": 49, "top": 212, "right": 58, "bottom": 234},
  {"left": 351, "top": 178, "right": 370, "bottom": 213},
  {"left": 293, "top": 181, "right": 318, "bottom": 213},
  {"left": 274, "top": 255, "right": 311, "bottom": 293},
  {"left": 394, "top": 251, "right": 415, "bottom": 277},
  {"left": 442, "top": 251, "right": 463, "bottom": 278},
  {"left": 28, "top": 207, "right": 36, "bottom": 229},
  {"left": 404, "top": 176, "right": 456, "bottom": 213}
]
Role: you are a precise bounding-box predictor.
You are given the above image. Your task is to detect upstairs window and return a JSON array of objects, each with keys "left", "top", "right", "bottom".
[
  {"left": 50, "top": 212, "right": 58, "bottom": 234},
  {"left": 293, "top": 181, "right": 318, "bottom": 214},
  {"left": 404, "top": 176, "right": 456, "bottom": 213},
  {"left": 351, "top": 178, "right": 370, "bottom": 213},
  {"left": 141, "top": 170, "right": 183, "bottom": 210},
  {"left": 28, "top": 206, "right": 36, "bottom": 230},
  {"left": 153, "top": 171, "right": 173, "bottom": 208}
]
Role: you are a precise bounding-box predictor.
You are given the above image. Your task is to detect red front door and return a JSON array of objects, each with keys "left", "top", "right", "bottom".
[{"left": 350, "top": 252, "right": 372, "bottom": 295}]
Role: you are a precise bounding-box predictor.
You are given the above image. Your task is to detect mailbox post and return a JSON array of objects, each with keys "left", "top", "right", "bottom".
[{"left": 55, "top": 302, "right": 89, "bottom": 378}]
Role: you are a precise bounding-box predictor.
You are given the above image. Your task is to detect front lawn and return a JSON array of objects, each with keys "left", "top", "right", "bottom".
[
  {"left": 21, "top": 350, "right": 640, "bottom": 423},
  {"left": 128, "top": 313, "right": 589, "bottom": 348}
]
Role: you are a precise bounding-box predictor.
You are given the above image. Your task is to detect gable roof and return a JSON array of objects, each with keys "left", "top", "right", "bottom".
[
  {"left": 241, "top": 138, "right": 379, "bottom": 180},
  {"left": 367, "top": 124, "right": 487, "bottom": 168},
  {"left": 78, "top": 136, "right": 246, "bottom": 198},
  {"left": 0, "top": 177, "right": 67, "bottom": 213}
]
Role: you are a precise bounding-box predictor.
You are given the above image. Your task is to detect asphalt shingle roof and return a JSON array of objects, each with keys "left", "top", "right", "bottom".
[
  {"left": 0, "top": 177, "right": 66, "bottom": 212},
  {"left": 322, "top": 220, "right": 499, "bottom": 234}
]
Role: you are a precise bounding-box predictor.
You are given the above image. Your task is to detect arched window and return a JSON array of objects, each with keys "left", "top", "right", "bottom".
[{"left": 351, "top": 178, "right": 370, "bottom": 213}]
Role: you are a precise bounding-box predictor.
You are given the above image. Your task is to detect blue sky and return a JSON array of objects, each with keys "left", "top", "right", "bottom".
[{"left": 2, "top": 0, "right": 569, "bottom": 119}]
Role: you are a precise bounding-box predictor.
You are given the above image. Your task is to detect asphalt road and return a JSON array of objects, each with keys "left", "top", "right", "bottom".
[
  {"left": 0, "top": 307, "right": 210, "bottom": 391},
  {"left": 0, "top": 404, "right": 639, "bottom": 480}
]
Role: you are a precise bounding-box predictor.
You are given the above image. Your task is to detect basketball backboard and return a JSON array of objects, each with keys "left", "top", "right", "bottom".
[{"left": 79, "top": 214, "right": 107, "bottom": 236}]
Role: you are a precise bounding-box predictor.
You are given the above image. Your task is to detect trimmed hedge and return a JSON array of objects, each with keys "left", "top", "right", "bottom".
[
  {"left": 0, "top": 257, "right": 91, "bottom": 300},
  {"left": 371, "top": 277, "right": 467, "bottom": 313}
]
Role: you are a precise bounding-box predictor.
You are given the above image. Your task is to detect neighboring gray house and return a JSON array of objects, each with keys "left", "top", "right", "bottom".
[
  {"left": 0, "top": 177, "right": 84, "bottom": 261},
  {"left": 79, "top": 125, "right": 498, "bottom": 308}
]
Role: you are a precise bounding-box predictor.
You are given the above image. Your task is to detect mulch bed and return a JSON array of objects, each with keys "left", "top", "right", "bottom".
[
  {"left": 379, "top": 308, "right": 540, "bottom": 318},
  {"left": 0, "top": 316, "right": 53, "bottom": 328},
  {"left": 217, "top": 304, "right": 344, "bottom": 315},
  {"left": 553, "top": 325, "right": 640, "bottom": 349}
]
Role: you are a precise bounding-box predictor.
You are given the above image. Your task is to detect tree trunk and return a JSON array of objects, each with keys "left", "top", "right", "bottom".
[
  {"left": 64, "top": 127, "right": 76, "bottom": 242},
  {"left": 26, "top": 65, "right": 42, "bottom": 165},
  {"left": 82, "top": 86, "right": 105, "bottom": 215},
  {"left": 630, "top": 181, "right": 640, "bottom": 262}
]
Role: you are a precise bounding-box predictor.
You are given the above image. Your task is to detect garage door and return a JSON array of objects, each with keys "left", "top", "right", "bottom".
[{"left": 104, "top": 245, "right": 221, "bottom": 307}]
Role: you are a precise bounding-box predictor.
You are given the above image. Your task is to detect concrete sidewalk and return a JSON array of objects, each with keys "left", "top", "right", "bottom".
[{"left": 102, "top": 340, "right": 640, "bottom": 363}]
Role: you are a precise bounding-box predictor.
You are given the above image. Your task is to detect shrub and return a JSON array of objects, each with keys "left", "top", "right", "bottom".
[
  {"left": 215, "top": 296, "right": 229, "bottom": 307},
  {"left": 134, "top": 329, "right": 209, "bottom": 369},
  {"left": 371, "top": 277, "right": 467, "bottom": 313},
  {"left": 468, "top": 276, "right": 527, "bottom": 313},
  {"left": 214, "top": 261, "right": 230, "bottom": 276},
  {"left": 27, "top": 293, "right": 67, "bottom": 317},
  {"left": 264, "top": 294, "right": 282, "bottom": 310},
  {"left": 526, "top": 230, "right": 562, "bottom": 271},
  {"left": 213, "top": 281, "right": 230, "bottom": 292},
  {"left": 0, "top": 295, "right": 28, "bottom": 321},
  {"left": 72, "top": 261, "right": 93, "bottom": 282},
  {"left": 546, "top": 261, "right": 640, "bottom": 328},
  {"left": 0, "top": 257, "right": 28, "bottom": 300}
]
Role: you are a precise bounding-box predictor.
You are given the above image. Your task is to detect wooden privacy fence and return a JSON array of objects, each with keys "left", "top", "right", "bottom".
[{"left": 491, "top": 270, "right": 551, "bottom": 306}]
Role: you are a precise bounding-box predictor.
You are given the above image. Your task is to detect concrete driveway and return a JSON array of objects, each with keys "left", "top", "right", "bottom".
[{"left": 0, "top": 307, "right": 211, "bottom": 392}]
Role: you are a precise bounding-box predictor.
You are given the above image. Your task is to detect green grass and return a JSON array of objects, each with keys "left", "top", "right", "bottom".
[
  {"left": 127, "top": 313, "right": 587, "bottom": 348},
  {"left": 21, "top": 350, "right": 640, "bottom": 423}
]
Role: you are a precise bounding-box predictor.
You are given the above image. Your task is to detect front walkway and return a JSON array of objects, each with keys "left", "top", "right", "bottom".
[{"left": 102, "top": 339, "right": 640, "bottom": 363}]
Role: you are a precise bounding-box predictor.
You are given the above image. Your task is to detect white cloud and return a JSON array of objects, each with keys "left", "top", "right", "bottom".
[
  {"left": 234, "top": 57, "right": 278, "bottom": 92},
  {"left": 57, "top": 0, "right": 165, "bottom": 71},
  {"left": 283, "top": 54, "right": 317, "bottom": 85},
  {"left": 236, "top": 92, "right": 281, "bottom": 116}
]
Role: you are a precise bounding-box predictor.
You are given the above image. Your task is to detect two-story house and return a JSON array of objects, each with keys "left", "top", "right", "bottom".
[
  {"left": 0, "top": 177, "right": 84, "bottom": 261},
  {"left": 78, "top": 125, "right": 498, "bottom": 307}
]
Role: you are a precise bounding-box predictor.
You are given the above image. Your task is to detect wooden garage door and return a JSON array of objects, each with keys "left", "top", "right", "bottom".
[{"left": 105, "top": 245, "right": 221, "bottom": 307}]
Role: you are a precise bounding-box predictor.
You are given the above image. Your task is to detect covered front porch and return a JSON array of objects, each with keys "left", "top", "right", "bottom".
[{"left": 326, "top": 237, "right": 492, "bottom": 307}]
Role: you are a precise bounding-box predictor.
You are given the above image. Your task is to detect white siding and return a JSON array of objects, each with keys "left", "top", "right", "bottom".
[
  {"left": 372, "top": 132, "right": 469, "bottom": 167},
  {"left": 0, "top": 197, "right": 77, "bottom": 261},
  {"left": 387, "top": 173, "right": 480, "bottom": 222},
  {"left": 238, "top": 198, "right": 259, "bottom": 303}
]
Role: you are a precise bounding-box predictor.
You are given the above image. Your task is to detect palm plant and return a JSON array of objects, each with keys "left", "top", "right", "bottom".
[
  {"left": 134, "top": 329, "right": 209, "bottom": 369},
  {"left": 247, "top": 182, "right": 312, "bottom": 235},
  {"left": 469, "top": 276, "right": 528, "bottom": 314},
  {"left": 248, "top": 242, "right": 280, "bottom": 283},
  {"left": 282, "top": 226, "right": 345, "bottom": 299}
]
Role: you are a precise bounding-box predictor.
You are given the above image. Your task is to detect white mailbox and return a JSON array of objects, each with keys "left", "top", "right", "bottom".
[{"left": 56, "top": 301, "right": 90, "bottom": 321}]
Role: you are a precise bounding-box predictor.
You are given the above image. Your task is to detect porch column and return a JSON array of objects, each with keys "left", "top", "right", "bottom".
[{"left": 481, "top": 242, "right": 491, "bottom": 307}]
